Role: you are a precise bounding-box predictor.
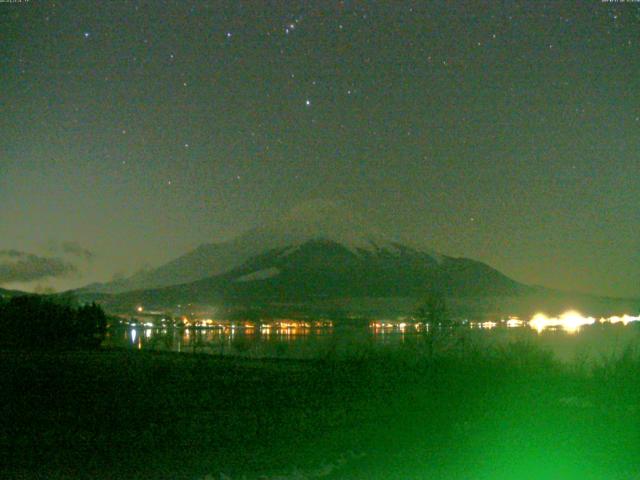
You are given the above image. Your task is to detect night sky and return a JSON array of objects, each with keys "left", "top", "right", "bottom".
[{"left": 1, "top": 1, "right": 639, "bottom": 297}]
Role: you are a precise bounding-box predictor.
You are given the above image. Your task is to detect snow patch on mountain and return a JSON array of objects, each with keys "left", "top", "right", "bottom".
[
  {"left": 83, "top": 199, "right": 444, "bottom": 293},
  {"left": 234, "top": 267, "right": 280, "bottom": 283}
]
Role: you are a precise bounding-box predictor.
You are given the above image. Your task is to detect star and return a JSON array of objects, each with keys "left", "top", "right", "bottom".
[
  {"left": 305, "top": 99, "right": 311, "bottom": 106},
  {"left": 83, "top": 32, "right": 90, "bottom": 38}
]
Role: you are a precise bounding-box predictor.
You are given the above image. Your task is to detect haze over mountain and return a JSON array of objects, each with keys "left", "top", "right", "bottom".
[
  {"left": 108, "top": 237, "right": 523, "bottom": 308},
  {"left": 83, "top": 201, "right": 433, "bottom": 293},
  {"left": 76, "top": 201, "right": 539, "bottom": 314}
]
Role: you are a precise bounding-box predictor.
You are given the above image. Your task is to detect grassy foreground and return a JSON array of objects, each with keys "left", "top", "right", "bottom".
[{"left": 1, "top": 342, "right": 639, "bottom": 480}]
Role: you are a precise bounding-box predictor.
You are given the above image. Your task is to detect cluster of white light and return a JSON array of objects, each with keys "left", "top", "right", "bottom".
[
  {"left": 368, "top": 312, "right": 640, "bottom": 334},
  {"left": 470, "top": 321, "right": 498, "bottom": 329},
  {"left": 527, "top": 311, "right": 640, "bottom": 334},
  {"left": 505, "top": 318, "right": 524, "bottom": 328},
  {"left": 529, "top": 311, "right": 596, "bottom": 334},
  {"left": 604, "top": 314, "right": 640, "bottom": 326}
]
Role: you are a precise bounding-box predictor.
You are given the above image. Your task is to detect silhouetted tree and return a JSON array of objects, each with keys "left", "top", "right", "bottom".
[
  {"left": 0, "top": 295, "right": 107, "bottom": 349},
  {"left": 415, "top": 291, "right": 453, "bottom": 359},
  {"left": 415, "top": 291, "right": 449, "bottom": 325},
  {"left": 73, "top": 303, "right": 107, "bottom": 348}
]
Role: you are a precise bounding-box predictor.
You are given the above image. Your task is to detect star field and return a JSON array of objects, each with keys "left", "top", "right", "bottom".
[{"left": 1, "top": 0, "right": 639, "bottom": 297}]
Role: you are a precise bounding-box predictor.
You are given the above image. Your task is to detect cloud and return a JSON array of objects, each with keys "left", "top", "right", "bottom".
[
  {"left": 45, "top": 240, "right": 95, "bottom": 261},
  {"left": 60, "top": 241, "right": 94, "bottom": 261},
  {"left": 0, "top": 250, "right": 77, "bottom": 284}
]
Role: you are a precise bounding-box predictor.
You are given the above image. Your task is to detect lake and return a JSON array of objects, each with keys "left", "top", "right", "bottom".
[{"left": 104, "top": 318, "right": 640, "bottom": 363}]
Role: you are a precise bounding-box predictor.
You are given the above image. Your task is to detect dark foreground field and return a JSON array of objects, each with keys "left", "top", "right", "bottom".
[{"left": 1, "top": 342, "right": 639, "bottom": 480}]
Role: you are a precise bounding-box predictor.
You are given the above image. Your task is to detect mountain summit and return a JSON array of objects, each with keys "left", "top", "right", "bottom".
[
  {"left": 82, "top": 201, "right": 528, "bottom": 312},
  {"left": 85, "top": 200, "right": 442, "bottom": 294}
]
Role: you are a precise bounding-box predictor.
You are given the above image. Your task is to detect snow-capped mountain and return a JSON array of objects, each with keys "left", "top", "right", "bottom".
[
  {"left": 84, "top": 200, "right": 443, "bottom": 294},
  {"left": 101, "top": 236, "right": 526, "bottom": 310},
  {"left": 76, "top": 201, "right": 637, "bottom": 315}
]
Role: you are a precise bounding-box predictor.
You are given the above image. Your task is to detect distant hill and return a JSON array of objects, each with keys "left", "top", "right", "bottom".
[{"left": 0, "top": 287, "right": 28, "bottom": 299}]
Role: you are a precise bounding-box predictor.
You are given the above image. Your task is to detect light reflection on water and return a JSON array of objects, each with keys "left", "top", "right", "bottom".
[{"left": 104, "top": 319, "right": 640, "bottom": 363}]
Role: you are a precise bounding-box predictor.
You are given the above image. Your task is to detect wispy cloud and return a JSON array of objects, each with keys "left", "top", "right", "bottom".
[
  {"left": 0, "top": 250, "right": 77, "bottom": 284},
  {"left": 45, "top": 240, "right": 95, "bottom": 261},
  {"left": 60, "top": 241, "right": 94, "bottom": 261}
]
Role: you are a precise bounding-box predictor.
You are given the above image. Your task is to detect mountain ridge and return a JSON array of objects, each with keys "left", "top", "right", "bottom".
[
  {"left": 82, "top": 201, "right": 444, "bottom": 294},
  {"left": 95, "top": 238, "right": 528, "bottom": 310}
]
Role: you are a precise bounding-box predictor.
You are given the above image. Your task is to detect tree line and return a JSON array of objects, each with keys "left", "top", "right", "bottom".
[{"left": 0, "top": 294, "right": 107, "bottom": 349}]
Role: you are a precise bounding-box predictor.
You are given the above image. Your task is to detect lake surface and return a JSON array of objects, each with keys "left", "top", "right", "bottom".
[{"left": 104, "top": 320, "right": 640, "bottom": 363}]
